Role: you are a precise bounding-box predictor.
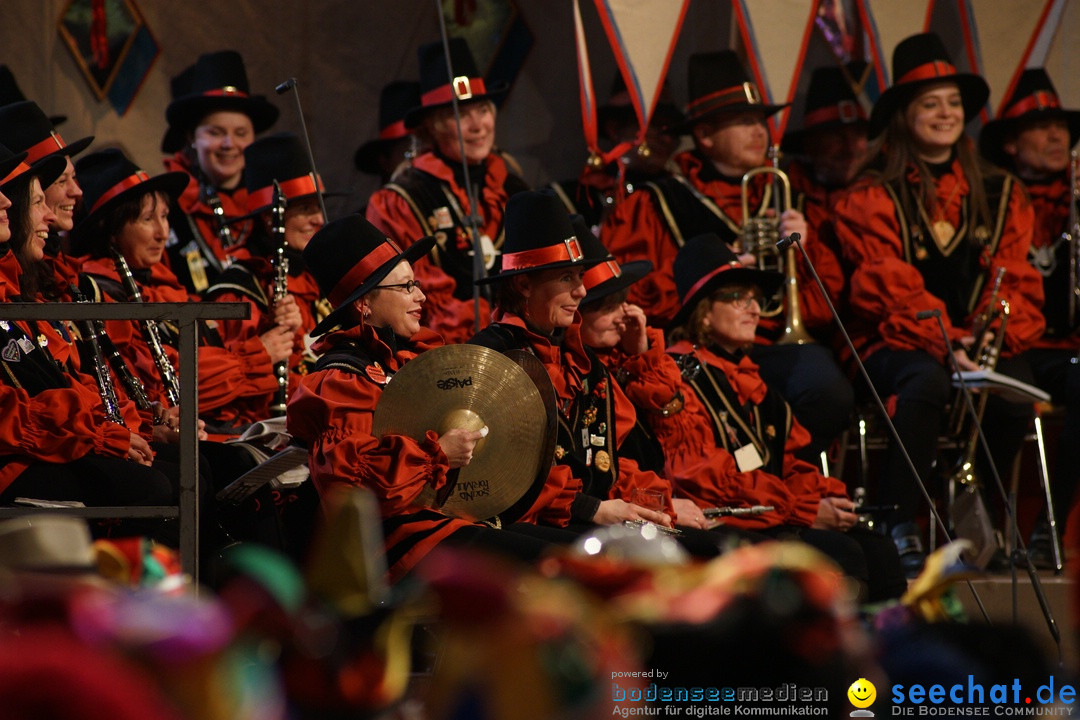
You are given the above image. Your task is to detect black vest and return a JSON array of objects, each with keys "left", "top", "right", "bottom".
[
  {"left": 383, "top": 155, "right": 528, "bottom": 302},
  {"left": 670, "top": 349, "right": 792, "bottom": 478},
  {"left": 880, "top": 172, "right": 1012, "bottom": 328}
]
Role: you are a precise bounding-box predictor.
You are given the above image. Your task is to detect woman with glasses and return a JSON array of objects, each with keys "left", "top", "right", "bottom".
[
  {"left": 651, "top": 233, "right": 904, "bottom": 601},
  {"left": 288, "top": 214, "right": 565, "bottom": 584}
]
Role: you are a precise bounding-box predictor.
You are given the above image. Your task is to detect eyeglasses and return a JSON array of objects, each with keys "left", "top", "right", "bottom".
[
  {"left": 714, "top": 289, "right": 765, "bottom": 309},
  {"left": 377, "top": 280, "right": 423, "bottom": 294}
]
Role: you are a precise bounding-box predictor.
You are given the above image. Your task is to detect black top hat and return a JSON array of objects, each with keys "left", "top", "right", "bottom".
[
  {"left": 669, "top": 233, "right": 783, "bottom": 329},
  {"left": 0, "top": 143, "right": 28, "bottom": 186},
  {"left": 0, "top": 139, "right": 64, "bottom": 199},
  {"left": 781, "top": 62, "right": 869, "bottom": 153},
  {"left": 978, "top": 68, "right": 1080, "bottom": 169},
  {"left": 478, "top": 190, "right": 601, "bottom": 284},
  {"left": 403, "top": 37, "right": 508, "bottom": 129},
  {"left": 597, "top": 73, "right": 686, "bottom": 138},
  {"left": 161, "top": 50, "right": 280, "bottom": 153},
  {"left": 0, "top": 65, "right": 66, "bottom": 126},
  {"left": 70, "top": 149, "right": 189, "bottom": 251},
  {"left": 306, "top": 214, "right": 436, "bottom": 336},
  {"left": 672, "top": 50, "right": 788, "bottom": 135},
  {"left": 242, "top": 132, "right": 325, "bottom": 216},
  {"left": 577, "top": 214, "right": 652, "bottom": 305},
  {"left": 0, "top": 101, "right": 93, "bottom": 165},
  {"left": 354, "top": 81, "right": 421, "bottom": 175},
  {"left": 868, "top": 32, "right": 989, "bottom": 140}
]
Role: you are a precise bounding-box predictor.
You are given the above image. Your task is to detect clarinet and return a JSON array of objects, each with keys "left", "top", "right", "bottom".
[
  {"left": 111, "top": 248, "right": 182, "bottom": 406},
  {"left": 69, "top": 286, "right": 126, "bottom": 425},
  {"left": 269, "top": 179, "right": 290, "bottom": 416},
  {"left": 73, "top": 284, "right": 161, "bottom": 418},
  {"left": 202, "top": 183, "right": 238, "bottom": 250}
]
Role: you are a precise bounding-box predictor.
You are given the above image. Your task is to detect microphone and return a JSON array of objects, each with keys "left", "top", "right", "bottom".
[
  {"left": 919, "top": 311, "right": 1060, "bottom": 649},
  {"left": 781, "top": 235, "right": 992, "bottom": 621},
  {"left": 273, "top": 76, "right": 328, "bottom": 221},
  {"left": 775, "top": 232, "right": 800, "bottom": 251}
]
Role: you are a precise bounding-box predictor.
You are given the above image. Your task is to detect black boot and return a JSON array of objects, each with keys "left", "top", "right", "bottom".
[{"left": 890, "top": 521, "right": 925, "bottom": 579}]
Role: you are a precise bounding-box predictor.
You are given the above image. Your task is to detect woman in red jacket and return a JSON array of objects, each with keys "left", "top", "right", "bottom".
[
  {"left": 72, "top": 149, "right": 284, "bottom": 436},
  {"left": 653, "top": 233, "right": 904, "bottom": 600},
  {"left": 0, "top": 144, "right": 174, "bottom": 517},
  {"left": 470, "top": 191, "right": 676, "bottom": 534},
  {"left": 287, "top": 214, "right": 560, "bottom": 584},
  {"left": 831, "top": 33, "right": 1044, "bottom": 574}
]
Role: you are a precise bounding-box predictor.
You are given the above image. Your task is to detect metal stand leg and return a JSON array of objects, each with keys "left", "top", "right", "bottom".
[{"left": 1033, "top": 412, "right": 1063, "bottom": 573}]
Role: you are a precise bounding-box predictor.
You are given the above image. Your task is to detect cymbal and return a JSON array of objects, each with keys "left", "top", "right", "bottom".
[
  {"left": 372, "top": 344, "right": 549, "bottom": 522},
  {"left": 501, "top": 349, "right": 557, "bottom": 522}
]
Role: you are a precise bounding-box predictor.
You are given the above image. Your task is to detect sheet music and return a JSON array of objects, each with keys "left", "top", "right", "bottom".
[{"left": 952, "top": 370, "right": 1050, "bottom": 404}]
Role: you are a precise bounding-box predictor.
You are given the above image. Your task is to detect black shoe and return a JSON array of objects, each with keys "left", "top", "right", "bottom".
[
  {"left": 890, "top": 522, "right": 926, "bottom": 579},
  {"left": 1026, "top": 521, "right": 1058, "bottom": 571}
]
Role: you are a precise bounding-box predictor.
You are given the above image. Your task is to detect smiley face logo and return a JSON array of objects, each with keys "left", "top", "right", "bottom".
[{"left": 848, "top": 678, "right": 876, "bottom": 709}]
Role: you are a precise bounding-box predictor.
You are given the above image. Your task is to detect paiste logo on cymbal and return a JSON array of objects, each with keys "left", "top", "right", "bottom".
[{"left": 436, "top": 376, "right": 473, "bottom": 390}]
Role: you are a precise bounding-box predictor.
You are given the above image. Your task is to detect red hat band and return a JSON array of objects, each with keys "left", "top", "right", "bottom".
[
  {"left": 1003, "top": 91, "right": 1062, "bottom": 120},
  {"left": 90, "top": 171, "right": 151, "bottom": 214},
  {"left": 328, "top": 241, "right": 401, "bottom": 307},
  {"left": 25, "top": 131, "right": 68, "bottom": 163},
  {"left": 584, "top": 260, "right": 622, "bottom": 290},
  {"left": 803, "top": 100, "right": 866, "bottom": 129},
  {"left": 501, "top": 237, "right": 584, "bottom": 272},
  {"left": 895, "top": 61, "right": 958, "bottom": 85},
  {"left": 421, "top": 76, "right": 487, "bottom": 107},
  {"left": 688, "top": 82, "right": 762, "bottom": 116}
]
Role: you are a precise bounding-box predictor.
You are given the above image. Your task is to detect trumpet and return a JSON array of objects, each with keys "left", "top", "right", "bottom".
[{"left": 739, "top": 152, "right": 813, "bottom": 345}]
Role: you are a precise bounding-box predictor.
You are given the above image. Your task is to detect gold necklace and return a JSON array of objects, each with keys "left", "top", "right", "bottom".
[{"left": 915, "top": 173, "right": 964, "bottom": 251}]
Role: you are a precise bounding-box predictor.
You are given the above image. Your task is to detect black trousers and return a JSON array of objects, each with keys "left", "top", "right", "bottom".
[
  {"left": 756, "top": 524, "right": 905, "bottom": 602},
  {"left": 862, "top": 347, "right": 1034, "bottom": 528},
  {"left": 1, "top": 452, "right": 178, "bottom": 545},
  {"left": 752, "top": 343, "right": 855, "bottom": 461}
]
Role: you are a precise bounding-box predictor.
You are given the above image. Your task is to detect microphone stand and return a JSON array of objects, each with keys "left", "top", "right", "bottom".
[
  {"left": 434, "top": 0, "right": 487, "bottom": 334},
  {"left": 776, "top": 233, "right": 989, "bottom": 622},
  {"left": 275, "top": 77, "right": 329, "bottom": 222},
  {"left": 921, "top": 309, "right": 1061, "bottom": 661}
]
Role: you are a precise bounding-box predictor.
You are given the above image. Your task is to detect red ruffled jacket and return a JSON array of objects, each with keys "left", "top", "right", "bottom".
[
  {"left": 79, "top": 257, "right": 277, "bottom": 429},
  {"left": 832, "top": 159, "right": 1044, "bottom": 364},
  {"left": 648, "top": 341, "right": 848, "bottom": 529},
  {"left": 207, "top": 248, "right": 329, "bottom": 398},
  {"left": 365, "top": 151, "right": 524, "bottom": 344},
  {"left": 286, "top": 323, "right": 478, "bottom": 583},
  {"left": 162, "top": 152, "right": 253, "bottom": 276},
  {"left": 1026, "top": 175, "right": 1076, "bottom": 350},
  {"left": 483, "top": 312, "right": 676, "bottom": 527},
  {"left": 0, "top": 252, "right": 137, "bottom": 494}
]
